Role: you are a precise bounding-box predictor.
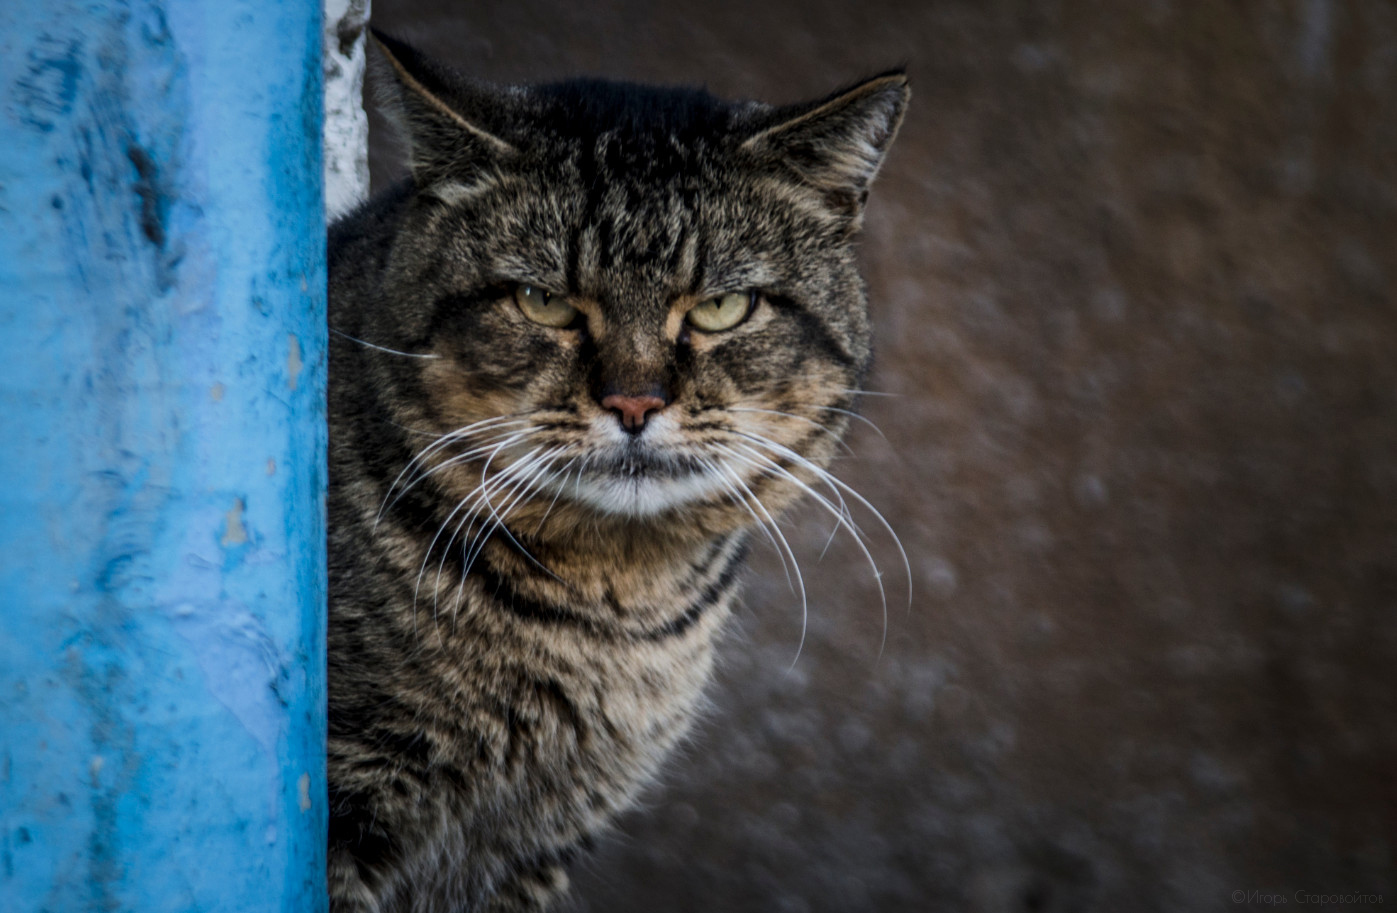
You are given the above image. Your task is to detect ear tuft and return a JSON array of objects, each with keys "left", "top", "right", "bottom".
[
  {"left": 369, "top": 30, "right": 515, "bottom": 190},
  {"left": 743, "top": 72, "right": 909, "bottom": 225}
]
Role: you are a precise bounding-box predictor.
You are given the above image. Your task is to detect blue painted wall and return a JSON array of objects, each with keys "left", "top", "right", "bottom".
[{"left": 0, "top": 2, "right": 326, "bottom": 910}]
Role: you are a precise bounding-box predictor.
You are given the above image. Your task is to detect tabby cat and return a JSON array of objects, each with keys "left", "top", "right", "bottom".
[{"left": 326, "top": 30, "right": 908, "bottom": 912}]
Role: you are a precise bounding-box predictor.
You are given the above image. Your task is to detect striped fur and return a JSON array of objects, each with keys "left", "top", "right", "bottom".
[{"left": 326, "top": 31, "right": 907, "bottom": 912}]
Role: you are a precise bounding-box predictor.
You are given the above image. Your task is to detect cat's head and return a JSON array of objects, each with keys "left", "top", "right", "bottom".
[{"left": 359, "top": 32, "right": 907, "bottom": 531}]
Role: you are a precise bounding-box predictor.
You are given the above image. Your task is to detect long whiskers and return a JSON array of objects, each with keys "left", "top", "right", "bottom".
[
  {"left": 376, "top": 416, "right": 531, "bottom": 527},
  {"left": 700, "top": 456, "right": 811, "bottom": 668},
  {"left": 382, "top": 398, "right": 905, "bottom": 662},
  {"left": 415, "top": 439, "right": 566, "bottom": 639},
  {"left": 837, "top": 387, "right": 900, "bottom": 398},
  {"left": 459, "top": 446, "right": 567, "bottom": 586},
  {"left": 727, "top": 407, "right": 857, "bottom": 456},
  {"left": 735, "top": 432, "right": 911, "bottom": 600},
  {"left": 733, "top": 400, "right": 888, "bottom": 443},
  {"left": 718, "top": 430, "right": 912, "bottom": 660},
  {"left": 387, "top": 427, "right": 533, "bottom": 517},
  {"left": 330, "top": 327, "right": 441, "bottom": 359},
  {"left": 415, "top": 433, "right": 523, "bottom": 626},
  {"left": 817, "top": 405, "right": 888, "bottom": 441},
  {"left": 532, "top": 455, "right": 581, "bottom": 536}
]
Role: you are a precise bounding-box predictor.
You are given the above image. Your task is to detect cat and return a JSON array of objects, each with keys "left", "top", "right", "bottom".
[{"left": 326, "top": 29, "right": 908, "bottom": 912}]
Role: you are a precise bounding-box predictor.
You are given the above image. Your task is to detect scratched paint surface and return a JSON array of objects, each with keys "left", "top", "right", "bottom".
[{"left": 0, "top": 2, "right": 325, "bottom": 911}]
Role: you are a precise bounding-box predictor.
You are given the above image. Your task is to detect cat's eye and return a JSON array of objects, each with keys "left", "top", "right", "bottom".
[
  {"left": 686, "top": 292, "right": 754, "bottom": 332},
  {"left": 514, "top": 285, "right": 579, "bottom": 328}
]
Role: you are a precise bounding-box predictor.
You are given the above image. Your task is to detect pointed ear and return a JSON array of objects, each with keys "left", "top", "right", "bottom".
[
  {"left": 369, "top": 30, "right": 516, "bottom": 193},
  {"left": 742, "top": 71, "right": 909, "bottom": 226}
]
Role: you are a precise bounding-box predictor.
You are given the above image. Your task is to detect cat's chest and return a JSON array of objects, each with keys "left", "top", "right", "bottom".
[{"left": 420, "top": 580, "right": 736, "bottom": 835}]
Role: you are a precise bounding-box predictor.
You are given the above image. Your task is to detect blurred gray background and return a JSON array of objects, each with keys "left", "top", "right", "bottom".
[{"left": 363, "top": 2, "right": 1396, "bottom": 911}]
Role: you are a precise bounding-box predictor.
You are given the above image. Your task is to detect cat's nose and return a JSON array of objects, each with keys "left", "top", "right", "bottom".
[{"left": 601, "top": 393, "right": 668, "bottom": 435}]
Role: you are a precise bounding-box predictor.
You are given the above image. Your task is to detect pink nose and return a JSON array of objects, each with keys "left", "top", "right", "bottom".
[{"left": 601, "top": 394, "right": 667, "bottom": 433}]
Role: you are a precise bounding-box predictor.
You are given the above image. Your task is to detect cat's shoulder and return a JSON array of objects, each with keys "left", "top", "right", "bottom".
[{"left": 329, "top": 178, "right": 413, "bottom": 263}]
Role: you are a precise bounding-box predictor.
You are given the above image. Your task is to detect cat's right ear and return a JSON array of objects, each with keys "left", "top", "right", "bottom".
[
  {"left": 369, "top": 30, "right": 516, "bottom": 194},
  {"left": 741, "top": 71, "right": 909, "bottom": 231}
]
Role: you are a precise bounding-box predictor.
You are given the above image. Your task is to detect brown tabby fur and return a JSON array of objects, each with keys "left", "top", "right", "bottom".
[{"left": 326, "top": 30, "right": 907, "bottom": 912}]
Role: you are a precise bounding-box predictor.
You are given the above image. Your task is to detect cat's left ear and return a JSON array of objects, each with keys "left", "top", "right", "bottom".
[{"left": 742, "top": 71, "right": 909, "bottom": 229}]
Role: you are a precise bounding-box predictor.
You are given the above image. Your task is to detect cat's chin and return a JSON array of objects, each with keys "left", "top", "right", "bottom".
[{"left": 563, "top": 450, "right": 728, "bottom": 518}]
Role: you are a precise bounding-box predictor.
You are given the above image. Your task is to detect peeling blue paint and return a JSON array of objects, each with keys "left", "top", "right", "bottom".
[{"left": 0, "top": 2, "right": 326, "bottom": 911}]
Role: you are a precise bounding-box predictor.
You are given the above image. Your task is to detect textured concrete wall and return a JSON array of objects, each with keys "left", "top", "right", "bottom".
[
  {"left": 0, "top": 2, "right": 327, "bottom": 910},
  {"left": 366, "top": 3, "right": 1396, "bottom": 911}
]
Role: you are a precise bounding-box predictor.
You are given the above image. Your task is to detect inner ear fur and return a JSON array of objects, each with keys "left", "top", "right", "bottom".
[
  {"left": 742, "top": 71, "right": 910, "bottom": 225},
  {"left": 369, "top": 29, "right": 516, "bottom": 190}
]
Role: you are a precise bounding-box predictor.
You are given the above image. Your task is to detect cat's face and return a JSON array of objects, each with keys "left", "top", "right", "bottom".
[{"left": 365, "top": 35, "right": 906, "bottom": 529}]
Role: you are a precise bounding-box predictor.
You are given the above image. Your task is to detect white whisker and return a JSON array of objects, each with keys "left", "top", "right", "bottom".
[
  {"left": 701, "top": 456, "right": 796, "bottom": 599},
  {"left": 816, "top": 405, "right": 887, "bottom": 441},
  {"left": 439, "top": 444, "right": 564, "bottom": 626},
  {"left": 416, "top": 436, "right": 518, "bottom": 621},
  {"left": 727, "top": 407, "right": 857, "bottom": 456},
  {"left": 464, "top": 447, "right": 567, "bottom": 585},
  {"left": 533, "top": 455, "right": 580, "bottom": 535},
  {"left": 707, "top": 451, "right": 810, "bottom": 670},
  {"left": 383, "top": 430, "right": 533, "bottom": 539},
  {"left": 734, "top": 430, "right": 910, "bottom": 605},
  {"left": 377, "top": 419, "right": 532, "bottom": 527},
  {"left": 725, "top": 433, "right": 910, "bottom": 660},
  {"left": 838, "top": 387, "right": 900, "bottom": 398},
  {"left": 331, "top": 327, "right": 441, "bottom": 359}
]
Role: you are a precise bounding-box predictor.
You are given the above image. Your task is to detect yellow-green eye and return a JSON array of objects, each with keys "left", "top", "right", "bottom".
[
  {"left": 686, "top": 292, "right": 753, "bottom": 332},
  {"left": 514, "top": 285, "right": 579, "bottom": 328}
]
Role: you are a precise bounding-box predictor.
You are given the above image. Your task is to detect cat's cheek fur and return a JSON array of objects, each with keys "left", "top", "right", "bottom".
[{"left": 425, "top": 321, "right": 579, "bottom": 416}]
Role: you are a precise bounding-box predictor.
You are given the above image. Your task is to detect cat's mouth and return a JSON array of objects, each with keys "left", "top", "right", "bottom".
[
  {"left": 587, "top": 446, "right": 706, "bottom": 481},
  {"left": 565, "top": 442, "right": 727, "bottom": 517}
]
